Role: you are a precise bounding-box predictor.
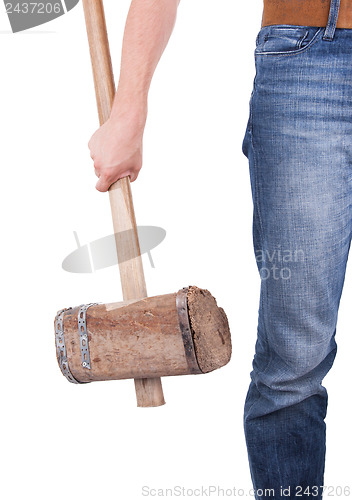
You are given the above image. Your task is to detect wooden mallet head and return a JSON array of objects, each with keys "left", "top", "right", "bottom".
[{"left": 55, "top": 286, "right": 232, "bottom": 405}]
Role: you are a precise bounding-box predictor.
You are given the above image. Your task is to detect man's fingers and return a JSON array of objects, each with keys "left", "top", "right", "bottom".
[
  {"left": 94, "top": 167, "right": 140, "bottom": 191},
  {"left": 95, "top": 176, "right": 111, "bottom": 192},
  {"left": 129, "top": 171, "right": 138, "bottom": 182}
]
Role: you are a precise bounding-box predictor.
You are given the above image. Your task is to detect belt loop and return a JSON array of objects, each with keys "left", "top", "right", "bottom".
[{"left": 323, "top": 0, "right": 341, "bottom": 41}]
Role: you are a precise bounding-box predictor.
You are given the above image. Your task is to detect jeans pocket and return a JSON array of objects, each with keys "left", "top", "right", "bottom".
[{"left": 255, "top": 25, "right": 323, "bottom": 56}]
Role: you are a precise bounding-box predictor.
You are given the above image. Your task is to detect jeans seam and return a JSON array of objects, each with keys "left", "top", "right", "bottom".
[
  {"left": 248, "top": 88, "right": 273, "bottom": 380},
  {"left": 249, "top": 89, "right": 265, "bottom": 280},
  {"left": 249, "top": 91, "right": 262, "bottom": 231}
]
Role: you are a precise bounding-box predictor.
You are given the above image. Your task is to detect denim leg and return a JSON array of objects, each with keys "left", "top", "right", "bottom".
[{"left": 242, "top": 28, "right": 352, "bottom": 499}]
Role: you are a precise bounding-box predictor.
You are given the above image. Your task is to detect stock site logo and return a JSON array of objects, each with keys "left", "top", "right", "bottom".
[{"left": 4, "top": 0, "right": 79, "bottom": 32}]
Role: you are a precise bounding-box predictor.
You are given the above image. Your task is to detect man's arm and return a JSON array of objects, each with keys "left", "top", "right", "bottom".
[{"left": 88, "top": 0, "right": 181, "bottom": 192}]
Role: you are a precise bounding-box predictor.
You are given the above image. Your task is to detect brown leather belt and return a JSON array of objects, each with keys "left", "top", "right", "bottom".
[{"left": 262, "top": 0, "right": 352, "bottom": 29}]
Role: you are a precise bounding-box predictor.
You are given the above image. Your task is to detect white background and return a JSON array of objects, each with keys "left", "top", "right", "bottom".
[{"left": 1, "top": 1, "right": 351, "bottom": 499}]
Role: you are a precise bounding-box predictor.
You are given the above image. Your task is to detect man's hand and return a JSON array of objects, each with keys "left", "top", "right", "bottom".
[
  {"left": 88, "top": 107, "right": 146, "bottom": 192},
  {"left": 87, "top": 0, "right": 180, "bottom": 192}
]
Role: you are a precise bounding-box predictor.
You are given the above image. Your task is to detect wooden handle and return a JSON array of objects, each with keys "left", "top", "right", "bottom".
[{"left": 82, "top": 0, "right": 165, "bottom": 407}]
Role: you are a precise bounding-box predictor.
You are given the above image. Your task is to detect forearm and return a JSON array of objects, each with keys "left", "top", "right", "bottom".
[
  {"left": 112, "top": 0, "right": 181, "bottom": 122},
  {"left": 88, "top": 0, "right": 181, "bottom": 190}
]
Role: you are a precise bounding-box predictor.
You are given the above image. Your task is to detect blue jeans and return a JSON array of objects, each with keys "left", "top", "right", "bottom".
[{"left": 242, "top": 1, "right": 349, "bottom": 498}]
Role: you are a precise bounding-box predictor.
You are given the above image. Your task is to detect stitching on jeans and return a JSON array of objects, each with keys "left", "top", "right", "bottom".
[
  {"left": 263, "top": 29, "right": 309, "bottom": 50},
  {"left": 248, "top": 81, "right": 266, "bottom": 306},
  {"left": 255, "top": 27, "right": 323, "bottom": 57},
  {"left": 244, "top": 94, "right": 273, "bottom": 422},
  {"left": 323, "top": 3, "right": 335, "bottom": 39},
  {"left": 296, "top": 31, "right": 309, "bottom": 49},
  {"left": 323, "top": 0, "right": 340, "bottom": 40},
  {"left": 246, "top": 56, "right": 272, "bottom": 397},
  {"left": 248, "top": 65, "right": 274, "bottom": 382},
  {"left": 330, "top": 0, "right": 340, "bottom": 36},
  {"left": 249, "top": 113, "right": 264, "bottom": 250}
]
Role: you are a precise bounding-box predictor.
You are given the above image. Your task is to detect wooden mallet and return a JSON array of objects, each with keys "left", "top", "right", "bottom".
[{"left": 54, "top": 0, "right": 232, "bottom": 407}]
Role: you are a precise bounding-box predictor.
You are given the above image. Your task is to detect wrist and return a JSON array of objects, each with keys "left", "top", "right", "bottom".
[{"left": 110, "top": 91, "right": 148, "bottom": 130}]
